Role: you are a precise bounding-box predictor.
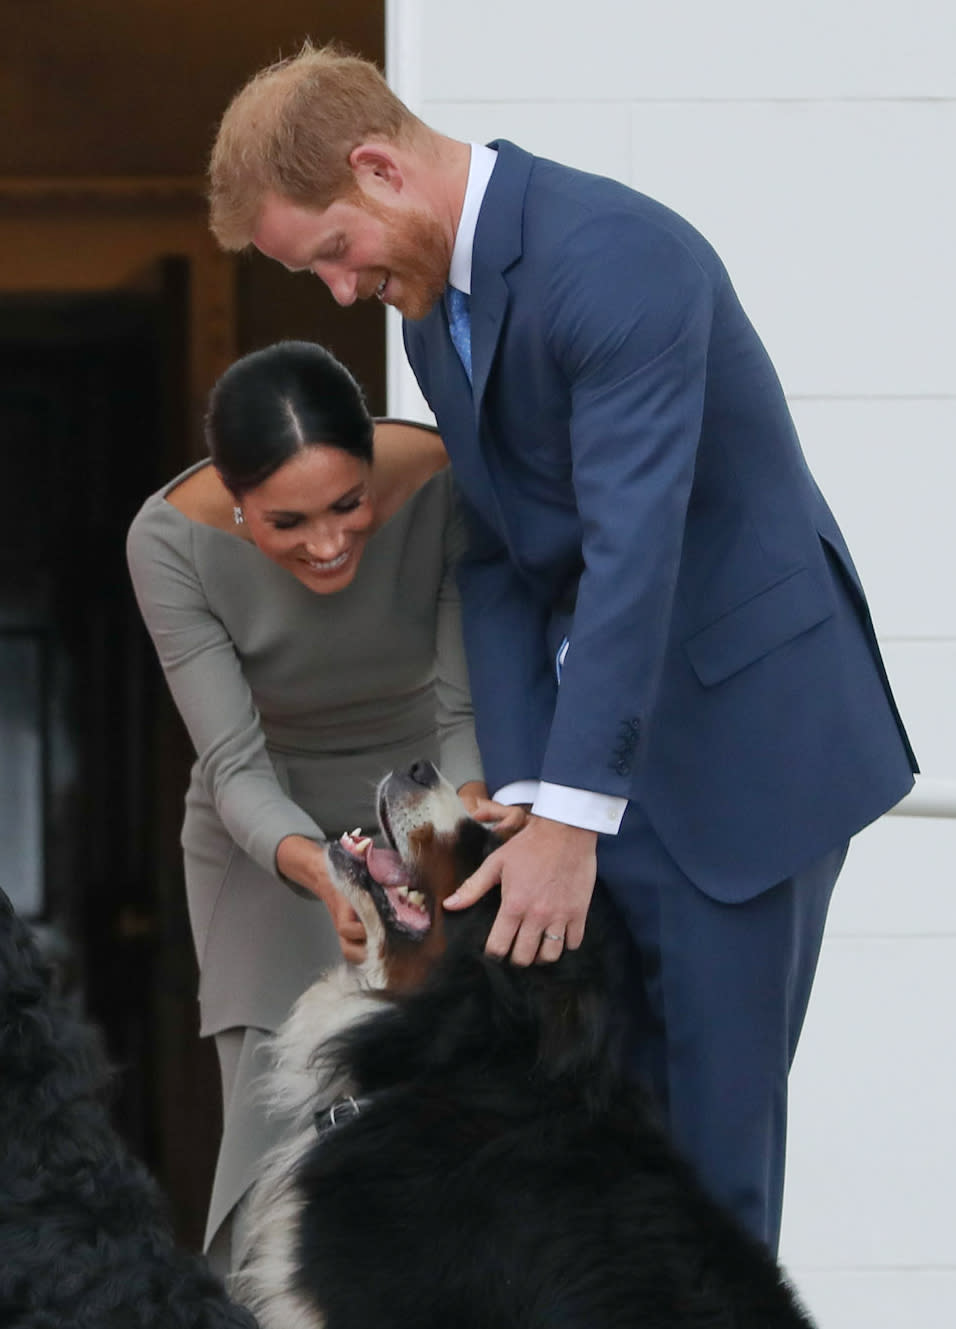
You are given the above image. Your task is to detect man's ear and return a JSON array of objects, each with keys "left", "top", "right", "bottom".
[{"left": 348, "top": 143, "right": 404, "bottom": 195}]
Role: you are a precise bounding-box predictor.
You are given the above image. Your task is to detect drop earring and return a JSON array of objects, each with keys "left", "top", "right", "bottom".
[{"left": 233, "top": 506, "right": 244, "bottom": 525}]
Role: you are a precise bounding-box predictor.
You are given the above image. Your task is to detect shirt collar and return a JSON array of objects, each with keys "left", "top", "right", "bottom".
[{"left": 449, "top": 143, "right": 498, "bottom": 295}]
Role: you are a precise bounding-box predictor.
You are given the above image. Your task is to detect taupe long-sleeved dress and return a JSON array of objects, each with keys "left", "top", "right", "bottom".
[{"left": 126, "top": 459, "right": 483, "bottom": 1259}]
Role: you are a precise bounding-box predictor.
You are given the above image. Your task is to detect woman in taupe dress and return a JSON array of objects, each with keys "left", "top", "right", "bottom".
[{"left": 126, "top": 342, "right": 523, "bottom": 1274}]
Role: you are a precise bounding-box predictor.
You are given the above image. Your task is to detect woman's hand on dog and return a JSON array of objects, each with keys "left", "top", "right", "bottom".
[
  {"left": 277, "top": 834, "right": 367, "bottom": 964},
  {"left": 319, "top": 888, "right": 367, "bottom": 965},
  {"left": 443, "top": 815, "right": 597, "bottom": 966},
  {"left": 457, "top": 782, "right": 530, "bottom": 839}
]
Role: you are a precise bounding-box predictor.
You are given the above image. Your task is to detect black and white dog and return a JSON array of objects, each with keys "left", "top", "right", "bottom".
[
  {"left": 233, "top": 760, "right": 815, "bottom": 1329},
  {"left": 0, "top": 888, "right": 257, "bottom": 1329}
]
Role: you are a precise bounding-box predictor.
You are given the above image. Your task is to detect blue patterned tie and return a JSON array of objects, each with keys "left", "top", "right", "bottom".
[{"left": 446, "top": 285, "right": 473, "bottom": 384}]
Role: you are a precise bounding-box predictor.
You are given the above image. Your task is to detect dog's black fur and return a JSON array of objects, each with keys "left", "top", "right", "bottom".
[
  {"left": 0, "top": 887, "right": 257, "bottom": 1329},
  {"left": 240, "top": 768, "right": 815, "bottom": 1329}
]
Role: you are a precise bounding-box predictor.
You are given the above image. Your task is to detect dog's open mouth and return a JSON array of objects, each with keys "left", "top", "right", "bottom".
[
  {"left": 326, "top": 762, "right": 476, "bottom": 946},
  {"left": 334, "top": 827, "right": 431, "bottom": 938}
]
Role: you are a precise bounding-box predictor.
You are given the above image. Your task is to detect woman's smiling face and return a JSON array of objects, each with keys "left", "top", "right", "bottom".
[{"left": 239, "top": 444, "right": 375, "bottom": 594}]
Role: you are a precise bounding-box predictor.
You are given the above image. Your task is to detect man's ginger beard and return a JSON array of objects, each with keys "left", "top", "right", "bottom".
[{"left": 354, "top": 191, "right": 453, "bottom": 321}]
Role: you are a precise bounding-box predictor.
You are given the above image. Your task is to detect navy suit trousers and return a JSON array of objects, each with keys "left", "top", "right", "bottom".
[{"left": 599, "top": 809, "right": 846, "bottom": 1253}]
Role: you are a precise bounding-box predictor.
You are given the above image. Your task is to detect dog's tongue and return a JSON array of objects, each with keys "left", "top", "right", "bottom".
[{"left": 365, "top": 846, "right": 411, "bottom": 888}]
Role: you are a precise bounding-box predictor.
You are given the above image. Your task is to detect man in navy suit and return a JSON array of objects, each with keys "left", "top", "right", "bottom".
[{"left": 209, "top": 44, "right": 916, "bottom": 1250}]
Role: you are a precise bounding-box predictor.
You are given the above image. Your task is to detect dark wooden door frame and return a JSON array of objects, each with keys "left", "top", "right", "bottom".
[{"left": 0, "top": 180, "right": 236, "bottom": 1246}]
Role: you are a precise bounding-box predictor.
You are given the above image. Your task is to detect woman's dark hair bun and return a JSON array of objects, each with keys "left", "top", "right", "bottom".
[{"left": 206, "top": 341, "right": 374, "bottom": 497}]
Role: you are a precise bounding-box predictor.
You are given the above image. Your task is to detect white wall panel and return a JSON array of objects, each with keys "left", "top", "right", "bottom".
[
  {"left": 420, "top": 0, "right": 956, "bottom": 101},
  {"left": 393, "top": 1, "right": 956, "bottom": 1309},
  {"left": 386, "top": 307, "right": 435, "bottom": 424},
  {"left": 781, "top": 937, "right": 956, "bottom": 1267},
  {"left": 791, "top": 400, "right": 956, "bottom": 639},
  {"left": 788, "top": 1271, "right": 956, "bottom": 1329},
  {"left": 425, "top": 101, "right": 631, "bottom": 181},
  {"left": 627, "top": 102, "right": 956, "bottom": 397},
  {"left": 825, "top": 813, "right": 956, "bottom": 937},
  {"left": 879, "top": 642, "right": 956, "bottom": 776},
  {"left": 410, "top": 99, "right": 956, "bottom": 399}
]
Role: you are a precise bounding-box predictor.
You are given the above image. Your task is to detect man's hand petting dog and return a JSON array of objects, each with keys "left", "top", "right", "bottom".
[{"left": 444, "top": 815, "right": 598, "bottom": 965}]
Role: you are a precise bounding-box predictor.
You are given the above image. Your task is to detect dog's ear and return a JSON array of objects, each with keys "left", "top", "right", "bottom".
[{"left": 448, "top": 816, "right": 502, "bottom": 883}]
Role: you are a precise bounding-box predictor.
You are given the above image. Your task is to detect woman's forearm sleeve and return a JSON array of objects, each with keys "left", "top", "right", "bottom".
[
  {"left": 433, "top": 493, "right": 485, "bottom": 792},
  {"left": 126, "top": 512, "right": 326, "bottom": 877}
]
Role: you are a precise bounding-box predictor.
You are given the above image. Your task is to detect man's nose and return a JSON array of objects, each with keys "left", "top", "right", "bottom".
[{"left": 317, "top": 265, "right": 358, "bottom": 307}]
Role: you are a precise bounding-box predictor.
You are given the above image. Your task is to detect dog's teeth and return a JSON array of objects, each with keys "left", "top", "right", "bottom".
[
  {"left": 397, "top": 885, "right": 409, "bottom": 898},
  {"left": 350, "top": 827, "right": 363, "bottom": 838},
  {"left": 355, "top": 837, "right": 372, "bottom": 855},
  {"left": 407, "top": 890, "right": 426, "bottom": 909}
]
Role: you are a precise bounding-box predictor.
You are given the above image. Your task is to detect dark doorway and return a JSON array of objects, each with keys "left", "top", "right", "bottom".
[{"left": 0, "top": 272, "right": 217, "bottom": 1246}]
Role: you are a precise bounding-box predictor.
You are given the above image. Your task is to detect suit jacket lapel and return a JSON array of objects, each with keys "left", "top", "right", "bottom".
[
  {"left": 469, "top": 141, "right": 533, "bottom": 421},
  {"left": 411, "top": 300, "right": 504, "bottom": 532},
  {"left": 403, "top": 144, "right": 535, "bottom": 539}
]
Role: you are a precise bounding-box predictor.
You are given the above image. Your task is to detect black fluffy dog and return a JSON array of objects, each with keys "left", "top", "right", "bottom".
[
  {"left": 0, "top": 887, "right": 257, "bottom": 1329},
  {"left": 235, "top": 761, "right": 815, "bottom": 1329}
]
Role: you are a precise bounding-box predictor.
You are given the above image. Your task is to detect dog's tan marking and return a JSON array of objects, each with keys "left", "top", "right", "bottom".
[{"left": 379, "top": 825, "right": 465, "bottom": 993}]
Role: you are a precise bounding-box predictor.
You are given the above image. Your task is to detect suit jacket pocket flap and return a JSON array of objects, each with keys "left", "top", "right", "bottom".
[{"left": 684, "top": 568, "right": 832, "bottom": 687}]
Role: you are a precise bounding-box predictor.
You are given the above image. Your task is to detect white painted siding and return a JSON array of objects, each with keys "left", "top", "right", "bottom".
[{"left": 387, "top": 4, "right": 956, "bottom": 1322}]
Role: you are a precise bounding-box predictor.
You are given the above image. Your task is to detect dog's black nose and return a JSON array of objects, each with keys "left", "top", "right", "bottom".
[{"left": 408, "top": 760, "right": 439, "bottom": 788}]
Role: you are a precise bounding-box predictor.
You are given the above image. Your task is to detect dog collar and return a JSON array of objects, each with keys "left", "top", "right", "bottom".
[{"left": 313, "top": 1095, "right": 369, "bottom": 1140}]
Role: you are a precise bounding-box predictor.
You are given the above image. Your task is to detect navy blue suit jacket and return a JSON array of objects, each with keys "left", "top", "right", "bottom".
[{"left": 404, "top": 141, "right": 915, "bottom": 902}]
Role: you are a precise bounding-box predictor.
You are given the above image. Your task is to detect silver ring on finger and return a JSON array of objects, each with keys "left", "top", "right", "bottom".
[{"left": 543, "top": 930, "right": 564, "bottom": 943}]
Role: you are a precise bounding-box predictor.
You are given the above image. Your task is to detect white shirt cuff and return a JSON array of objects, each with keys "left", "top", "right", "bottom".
[
  {"left": 492, "top": 780, "right": 627, "bottom": 835},
  {"left": 492, "top": 780, "right": 540, "bottom": 807}
]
